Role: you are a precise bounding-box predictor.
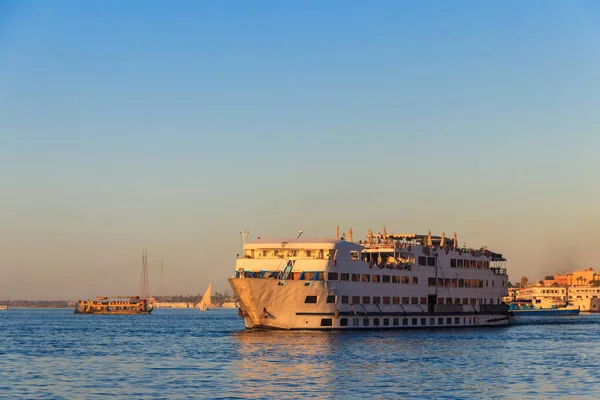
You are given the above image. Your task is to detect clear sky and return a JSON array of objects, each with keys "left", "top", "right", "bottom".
[{"left": 1, "top": 1, "right": 599, "bottom": 300}]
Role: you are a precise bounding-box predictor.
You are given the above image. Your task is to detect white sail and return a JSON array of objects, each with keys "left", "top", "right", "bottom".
[{"left": 197, "top": 282, "right": 212, "bottom": 311}]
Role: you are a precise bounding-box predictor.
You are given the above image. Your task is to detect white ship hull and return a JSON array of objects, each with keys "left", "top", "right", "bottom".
[{"left": 229, "top": 277, "right": 508, "bottom": 330}]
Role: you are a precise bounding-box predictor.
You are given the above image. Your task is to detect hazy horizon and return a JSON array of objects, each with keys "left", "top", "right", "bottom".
[{"left": 2, "top": 1, "right": 600, "bottom": 300}]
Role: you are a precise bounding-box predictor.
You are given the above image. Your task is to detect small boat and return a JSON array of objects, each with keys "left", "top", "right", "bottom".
[
  {"left": 196, "top": 283, "right": 212, "bottom": 311},
  {"left": 508, "top": 300, "right": 580, "bottom": 316},
  {"left": 75, "top": 296, "right": 153, "bottom": 314},
  {"left": 0, "top": 305, "right": 8, "bottom": 311}
]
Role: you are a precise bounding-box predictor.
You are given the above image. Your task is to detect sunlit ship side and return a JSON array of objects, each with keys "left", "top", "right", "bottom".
[{"left": 228, "top": 227, "right": 509, "bottom": 330}]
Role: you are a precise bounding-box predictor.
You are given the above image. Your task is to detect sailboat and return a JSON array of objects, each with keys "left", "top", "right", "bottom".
[{"left": 196, "top": 282, "right": 212, "bottom": 311}]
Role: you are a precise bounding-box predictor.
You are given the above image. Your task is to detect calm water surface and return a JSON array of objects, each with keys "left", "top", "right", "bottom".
[{"left": 1, "top": 309, "right": 599, "bottom": 399}]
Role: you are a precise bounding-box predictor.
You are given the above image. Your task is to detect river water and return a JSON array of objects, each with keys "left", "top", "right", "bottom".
[{"left": 1, "top": 309, "right": 599, "bottom": 399}]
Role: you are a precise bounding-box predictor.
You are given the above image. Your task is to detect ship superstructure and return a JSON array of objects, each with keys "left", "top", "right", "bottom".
[{"left": 228, "top": 227, "right": 509, "bottom": 329}]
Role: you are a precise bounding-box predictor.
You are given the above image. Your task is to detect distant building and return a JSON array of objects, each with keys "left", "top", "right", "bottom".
[{"left": 554, "top": 268, "right": 598, "bottom": 286}]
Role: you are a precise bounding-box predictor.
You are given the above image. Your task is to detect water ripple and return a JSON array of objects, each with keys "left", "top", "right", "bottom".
[{"left": 1, "top": 310, "right": 600, "bottom": 399}]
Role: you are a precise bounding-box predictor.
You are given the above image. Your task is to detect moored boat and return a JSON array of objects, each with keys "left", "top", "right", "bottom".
[
  {"left": 508, "top": 300, "right": 580, "bottom": 316},
  {"left": 74, "top": 296, "right": 153, "bottom": 314},
  {"left": 0, "top": 305, "right": 8, "bottom": 311}
]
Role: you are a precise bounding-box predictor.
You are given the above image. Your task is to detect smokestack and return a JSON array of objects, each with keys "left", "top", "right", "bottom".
[
  {"left": 336, "top": 225, "right": 339, "bottom": 240},
  {"left": 348, "top": 228, "right": 353, "bottom": 243}
]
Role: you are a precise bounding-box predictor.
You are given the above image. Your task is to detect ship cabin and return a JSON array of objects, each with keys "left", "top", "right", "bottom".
[{"left": 235, "top": 237, "right": 362, "bottom": 281}]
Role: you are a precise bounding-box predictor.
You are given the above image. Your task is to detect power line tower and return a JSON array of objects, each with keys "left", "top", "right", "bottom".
[
  {"left": 160, "top": 260, "right": 165, "bottom": 297},
  {"left": 140, "top": 249, "right": 150, "bottom": 299}
]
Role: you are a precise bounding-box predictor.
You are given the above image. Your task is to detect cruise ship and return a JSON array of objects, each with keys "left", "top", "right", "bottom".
[{"left": 228, "top": 227, "right": 509, "bottom": 330}]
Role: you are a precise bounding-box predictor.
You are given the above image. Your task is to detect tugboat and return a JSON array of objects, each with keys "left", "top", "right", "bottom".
[{"left": 74, "top": 296, "right": 153, "bottom": 314}]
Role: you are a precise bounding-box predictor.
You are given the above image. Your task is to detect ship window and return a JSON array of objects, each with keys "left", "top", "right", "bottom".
[
  {"left": 306, "top": 250, "right": 312, "bottom": 257},
  {"left": 353, "top": 318, "right": 359, "bottom": 326},
  {"left": 393, "top": 318, "right": 399, "bottom": 326},
  {"left": 362, "top": 296, "right": 370, "bottom": 304},
  {"left": 315, "top": 272, "right": 324, "bottom": 281},
  {"left": 372, "top": 275, "right": 380, "bottom": 283},
  {"left": 402, "top": 318, "right": 408, "bottom": 326},
  {"left": 352, "top": 274, "right": 360, "bottom": 282},
  {"left": 463, "top": 298, "right": 468, "bottom": 305},
  {"left": 490, "top": 298, "right": 493, "bottom": 304},
  {"left": 451, "top": 278, "right": 457, "bottom": 287},
  {"left": 317, "top": 249, "right": 324, "bottom": 259},
  {"left": 412, "top": 277, "right": 418, "bottom": 284},
  {"left": 455, "top": 298, "right": 461, "bottom": 305},
  {"left": 420, "top": 297, "right": 427, "bottom": 305},
  {"left": 412, "top": 318, "right": 418, "bottom": 326},
  {"left": 470, "top": 298, "right": 476, "bottom": 305},
  {"left": 430, "top": 318, "right": 435, "bottom": 325},
  {"left": 341, "top": 296, "right": 348, "bottom": 304},
  {"left": 382, "top": 275, "right": 390, "bottom": 283},
  {"left": 421, "top": 318, "right": 427, "bottom": 325},
  {"left": 438, "top": 318, "right": 444, "bottom": 325},
  {"left": 392, "top": 276, "right": 400, "bottom": 284},
  {"left": 446, "top": 298, "right": 452, "bottom": 305},
  {"left": 320, "top": 318, "right": 333, "bottom": 327},
  {"left": 340, "top": 318, "right": 348, "bottom": 326},
  {"left": 326, "top": 295, "right": 336, "bottom": 304},
  {"left": 393, "top": 297, "right": 400, "bottom": 304},
  {"left": 477, "top": 261, "right": 482, "bottom": 269},
  {"left": 438, "top": 298, "right": 444, "bottom": 305},
  {"left": 351, "top": 251, "right": 360, "bottom": 260},
  {"left": 402, "top": 297, "right": 409, "bottom": 305},
  {"left": 352, "top": 296, "right": 360, "bottom": 304},
  {"left": 484, "top": 261, "right": 489, "bottom": 269},
  {"left": 341, "top": 273, "right": 350, "bottom": 281},
  {"left": 447, "top": 317, "right": 452, "bottom": 325},
  {"left": 492, "top": 280, "right": 495, "bottom": 287},
  {"left": 418, "top": 256, "right": 426, "bottom": 266},
  {"left": 361, "top": 274, "right": 370, "bottom": 283},
  {"left": 471, "top": 260, "right": 476, "bottom": 268},
  {"left": 383, "top": 318, "right": 390, "bottom": 326},
  {"left": 373, "top": 318, "right": 380, "bottom": 326},
  {"left": 363, "top": 318, "right": 370, "bottom": 326},
  {"left": 383, "top": 297, "right": 390, "bottom": 305},
  {"left": 304, "top": 296, "right": 318, "bottom": 304},
  {"left": 428, "top": 278, "right": 436, "bottom": 286},
  {"left": 458, "top": 259, "right": 463, "bottom": 268},
  {"left": 427, "top": 257, "right": 435, "bottom": 266},
  {"left": 438, "top": 278, "right": 444, "bottom": 287},
  {"left": 411, "top": 297, "right": 418, "bottom": 305},
  {"left": 478, "top": 280, "right": 483, "bottom": 288},
  {"left": 445, "top": 278, "right": 451, "bottom": 286},
  {"left": 458, "top": 279, "right": 464, "bottom": 287},
  {"left": 486, "top": 280, "right": 488, "bottom": 287},
  {"left": 451, "top": 259, "right": 457, "bottom": 268},
  {"left": 327, "top": 272, "right": 338, "bottom": 281},
  {"left": 401, "top": 276, "right": 409, "bottom": 284},
  {"left": 373, "top": 297, "right": 381, "bottom": 305}
]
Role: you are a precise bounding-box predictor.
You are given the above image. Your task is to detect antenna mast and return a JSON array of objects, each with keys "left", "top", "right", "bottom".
[
  {"left": 140, "top": 249, "right": 150, "bottom": 299},
  {"left": 160, "top": 259, "right": 165, "bottom": 297}
]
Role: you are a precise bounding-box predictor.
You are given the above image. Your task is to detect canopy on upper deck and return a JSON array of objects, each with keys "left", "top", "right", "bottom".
[{"left": 244, "top": 237, "right": 364, "bottom": 251}]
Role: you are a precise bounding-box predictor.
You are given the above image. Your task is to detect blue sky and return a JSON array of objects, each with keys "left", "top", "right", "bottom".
[{"left": 1, "top": 1, "right": 599, "bottom": 299}]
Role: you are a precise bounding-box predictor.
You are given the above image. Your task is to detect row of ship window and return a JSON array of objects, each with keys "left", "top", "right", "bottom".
[
  {"left": 321, "top": 316, "right": 483, "bottom": 327},
  {"left": 305, "top": 295, "right": 502, "bottom": 305},
  {"left": 416, "top": 257, "right": 491, "bottom": 269},
  {"left": 237, "top": 271, "right": 504, "bottom": 287}
]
